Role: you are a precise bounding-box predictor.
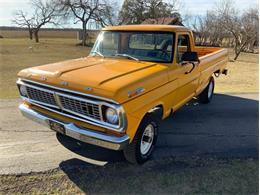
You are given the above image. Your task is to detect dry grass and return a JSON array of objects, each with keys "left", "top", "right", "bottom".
[
  {"left": 215, "top": 51, "right": 259, "bottom": 93},
  {"left": 0, "top": 157, "right": 258, "bottom": 194},
  {"left": 0, "top": 38, "right": 91, "bottom": 98},
  {"left": 0, "top": 38, "right": 258, "bottom": 99},
  {"left": 0, "top": 29, "right": 78, "bottom": 39}
]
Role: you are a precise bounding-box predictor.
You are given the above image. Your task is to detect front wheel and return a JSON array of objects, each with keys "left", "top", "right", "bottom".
[
  {"left": 199, "top": 77, "right": 215, "bottom": 104},
  {"left": 123, "top": 114, "right": 158, "bottom": 164}
]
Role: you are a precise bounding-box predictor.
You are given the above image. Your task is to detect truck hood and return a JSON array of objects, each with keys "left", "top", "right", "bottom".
[{"left": 18, "top": 57, "right": 169, "bottom": 103}]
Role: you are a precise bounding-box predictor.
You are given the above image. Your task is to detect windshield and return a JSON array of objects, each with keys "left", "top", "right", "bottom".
[{"left": 90, "top": 31, "right": 175, "bottom": 63}]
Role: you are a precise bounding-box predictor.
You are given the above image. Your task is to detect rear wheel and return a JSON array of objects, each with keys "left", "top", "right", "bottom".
[
  {"left": 199, "top": 77, "right": 215, "bottom": 104},
  {"left": 123, "top": 114, "right": 158, "bottom": 164}
]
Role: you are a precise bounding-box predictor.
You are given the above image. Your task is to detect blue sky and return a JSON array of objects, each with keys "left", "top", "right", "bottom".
[{"left": 0, "top": 0, "right": 258, "bottom": 27}]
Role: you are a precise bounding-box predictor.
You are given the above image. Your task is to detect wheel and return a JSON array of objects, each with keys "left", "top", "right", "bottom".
[
  {"left": 123, "top": 114, "right": 158, "bottom": 164},
  {"left": 199, "top": 77, "right": 215, "bottom": 104}
]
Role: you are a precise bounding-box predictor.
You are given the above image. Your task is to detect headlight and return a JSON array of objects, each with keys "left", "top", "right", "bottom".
[
  {"left": 105, "top": 107, "right": 119, "bottom": 124},
  {"left": 20, "top": 85, "right": 28, "bottom": 97}
]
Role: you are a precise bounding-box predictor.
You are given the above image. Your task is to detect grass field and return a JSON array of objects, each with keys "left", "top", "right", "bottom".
[
  {"left": 0, "top": 38, "right": 91, "bottom": 98},
  {"left": 0, "top": 29, "right": 78, "bottom": 38},
  {"left": 215, "top": 52, "right": 259, "bottom": 93},
  {"left": 0, "top": 157, "right": 258, "bottom": 194},
  {"left": 0, "top": 38, "right": 259, "bottom": 98}
]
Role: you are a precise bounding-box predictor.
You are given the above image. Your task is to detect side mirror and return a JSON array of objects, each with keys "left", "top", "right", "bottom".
[{"left": 181, "top": 52, "right": 199, "bottom": 62}]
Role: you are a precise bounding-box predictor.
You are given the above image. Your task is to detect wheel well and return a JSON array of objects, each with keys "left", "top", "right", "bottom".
[{"left": 147, "top": 105, "right": 164, "bottom": 120}]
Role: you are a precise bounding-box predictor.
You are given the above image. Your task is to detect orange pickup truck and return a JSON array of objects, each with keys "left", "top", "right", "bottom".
[{"left": 17, "top": 25, "right": 228, "bottom": 164}]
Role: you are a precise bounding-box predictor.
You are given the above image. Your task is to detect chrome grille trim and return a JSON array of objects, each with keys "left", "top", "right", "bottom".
[
  {"left": 19, "top": 78, "right": 119, "bottom": 104},
  {"left": 17, "top": 78, "right": 127, "bottom": 132},
  {"left": 26, "top": 86, "right": 58, "bottom": 108},
  {"left": 58, "top": 94, "right": 101, "bottom": 120},
  {"left": 23, "top": 84, "right": 60, "bottom": 109}
]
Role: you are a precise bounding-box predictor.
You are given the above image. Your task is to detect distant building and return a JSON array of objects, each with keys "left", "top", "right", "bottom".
[{"left": 142, "top": 17, "right": 184, "bottom": 26}]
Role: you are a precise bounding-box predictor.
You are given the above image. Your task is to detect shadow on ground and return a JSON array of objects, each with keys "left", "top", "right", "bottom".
[
  {"left": 57, "top": 94, "right": 258, "bottom": 192},
  {"left": 57, "top": 93, "right": 259, "bottom": 165}
]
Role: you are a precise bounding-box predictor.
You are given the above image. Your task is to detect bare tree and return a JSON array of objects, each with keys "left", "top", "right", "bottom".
[
  {"left": 31, "top": 0, "right": 58, "bottom": 42},
  {"left": 12, "top": 11, "right": 34, "bottom": 40},
  {"left": 239, "top": 8, "right": 259, "bottom": 54},
  {"left": 191, "top": 0, "right": 258, "bottom": 60},
  {"left": 56, "top": 0, "right": 112, "bottom": 46},
  {"left": 13, "top": 0, "right": 58, "bottom": 43},
  {"left": 191, "top": 15, "right": 209, "bottom": 45},
  {"left": 215, "top": 0, "right": 259, "bottom": 60},
  {"left": 92, "top": 0, "right": 119, "bottom": 27}
]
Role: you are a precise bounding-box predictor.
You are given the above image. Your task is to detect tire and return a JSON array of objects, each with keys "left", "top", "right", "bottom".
[
  {"left": 199, "top": 77, "right": 215, "bottom": 104},
  {"left": 123, "top": 114, "right": 158, "bottom": 164}
]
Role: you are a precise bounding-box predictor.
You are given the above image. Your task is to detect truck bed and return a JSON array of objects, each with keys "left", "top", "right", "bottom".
[
  {"left": 194, "top": 47, "right": 228, "bottom": 95},
  {"left": 195, "top": 47, "right": 226, "bottom": 58},
  {"left": 195, "top": 47, "right": 228, "bottom": 69}
]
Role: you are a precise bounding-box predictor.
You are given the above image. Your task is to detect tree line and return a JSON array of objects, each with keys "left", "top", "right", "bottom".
[
  {"left": 13, "top": 0, "right": 178, "bottom": 44},
  {"left": 13, "top": 0, "right": 258, "bottom": 60},
  {"left": 13, "top": 0, "right": 180, "bottom": 45},
  {"left": 190, "top": 0, "right": 259, "bottom": 60}
]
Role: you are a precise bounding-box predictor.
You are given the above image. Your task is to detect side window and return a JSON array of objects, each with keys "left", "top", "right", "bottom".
[{"left": 177, "top": 35, "right": 190, "bottom": 63}]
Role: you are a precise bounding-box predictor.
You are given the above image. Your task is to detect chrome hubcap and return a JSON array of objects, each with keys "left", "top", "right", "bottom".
[
  {"left": 140, "top": 124, "right": 154, "bottom": 155},
  {"left": 208, "top": 81, "right": 213, "bottom": 99}
]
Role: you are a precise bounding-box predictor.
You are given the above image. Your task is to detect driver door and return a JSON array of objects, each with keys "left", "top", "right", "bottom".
[{"left": 175, "top": 33, "right": 200, "bottom": 105}]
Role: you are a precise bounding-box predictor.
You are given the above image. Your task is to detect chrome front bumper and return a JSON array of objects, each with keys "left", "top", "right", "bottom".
[{"left": 19, "top": 104, "right": 129, "bottom": 150}]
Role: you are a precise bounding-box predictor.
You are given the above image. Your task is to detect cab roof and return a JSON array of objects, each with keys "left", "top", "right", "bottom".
[{"left": 103, "top": 25, "right": 190, "bottom": 32}]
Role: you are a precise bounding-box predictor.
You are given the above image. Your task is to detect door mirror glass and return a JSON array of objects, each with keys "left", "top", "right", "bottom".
[{"left": 181, "top": 52, "right": 199, "bottom": 62}]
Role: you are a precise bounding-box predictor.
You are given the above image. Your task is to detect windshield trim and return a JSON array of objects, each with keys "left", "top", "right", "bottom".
[{"left": 91, "top": 31, "right": 175, "bottom": 64}]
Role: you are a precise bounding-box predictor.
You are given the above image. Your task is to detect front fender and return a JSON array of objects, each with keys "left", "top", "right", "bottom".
[{"left": 122, "top": 90, "right": 170, "bottom": 142}]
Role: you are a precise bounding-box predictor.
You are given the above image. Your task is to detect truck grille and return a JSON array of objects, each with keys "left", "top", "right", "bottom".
[
  {"left": 25, "top": 85, "right": 101, "bottom": 121},
  {"left": 59, "top": 95, "right": 101, "bottom": 120},
  {"left": 27, "top": 87, "right": 56, "bottom": 106}
]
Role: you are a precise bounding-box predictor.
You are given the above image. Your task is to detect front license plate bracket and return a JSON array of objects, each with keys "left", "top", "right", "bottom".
[{"left": 49, "top": 120, "right": 65, "bottom": 134}]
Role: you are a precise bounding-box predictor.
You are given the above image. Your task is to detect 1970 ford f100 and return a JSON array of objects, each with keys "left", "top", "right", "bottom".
[{"left": 17, "top": 25, "right": 228, "bottom": 164}]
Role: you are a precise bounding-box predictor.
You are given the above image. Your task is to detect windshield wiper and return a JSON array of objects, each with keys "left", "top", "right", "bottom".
[
  {"left": 115, "top": 53, "right": 139, "bottom": 61},
  {"left": 91, "top": 51, "right": 104, "bottom": 58}
]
